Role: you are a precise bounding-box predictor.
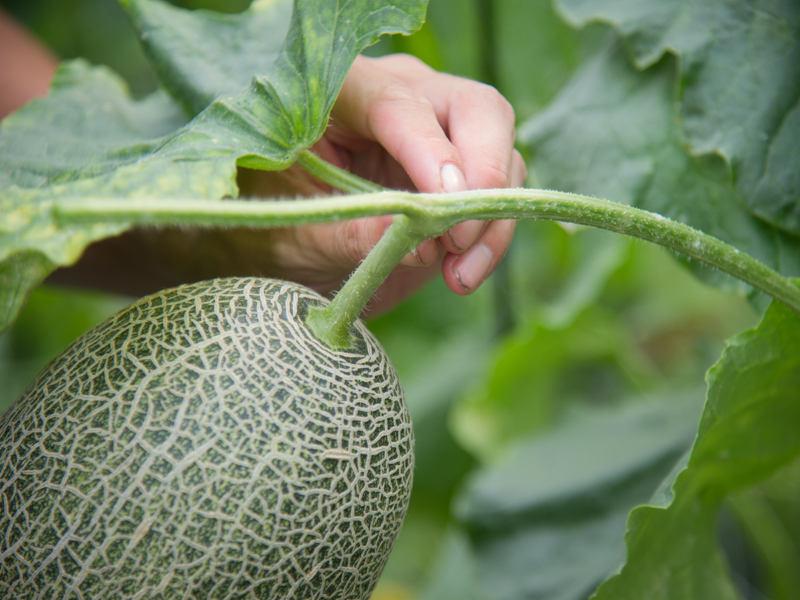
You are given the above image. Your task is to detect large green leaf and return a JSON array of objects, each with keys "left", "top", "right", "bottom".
[
  {"left": 0, "top": 0, "right": 428, "bottom": 332},
  {"left": 0, "top": 65, "right": 191, "bottom": 193},
  {"left": 556, "top": 0, "right": 800, "bottom": 235},
  {"left": 441, "top": 393, "right": 704, "bottom": 600},
  {"left": 121, "top": 0, "right": 293, "bottom": 115},
  {"left": 593, "top": 300, "right": 800, "bottom": 600},
  {"left": 519, "top": 39, "right": 800, "bottom": 288}
]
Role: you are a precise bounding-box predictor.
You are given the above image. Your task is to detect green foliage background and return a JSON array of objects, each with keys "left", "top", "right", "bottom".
[{"left": 1, "top": 1, "right": 799, "bottom": 599}]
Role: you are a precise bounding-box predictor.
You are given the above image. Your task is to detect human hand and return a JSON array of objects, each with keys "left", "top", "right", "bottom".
[{"left": 257, "top": 53, "right": 526, "bottom": 314}]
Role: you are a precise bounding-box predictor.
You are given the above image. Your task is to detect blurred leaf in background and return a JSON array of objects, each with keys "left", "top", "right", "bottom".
[
  {"left": 517, "top": 39, "right": 799, "bottom": 295},
  {"left": 452, "top": 223, "right": 758, "bottom": 463},
  {"left": 2, "top": 0, "right": 157, "bottom": 96},
  {"left": 452, "top": 300, "right": 655, "bottom": 462},
  {"left": 555, "top": 0, "right": 800, "bottom": 236},
  {"left": 0, "top": 286, "right": 129, "bottom": 413}
]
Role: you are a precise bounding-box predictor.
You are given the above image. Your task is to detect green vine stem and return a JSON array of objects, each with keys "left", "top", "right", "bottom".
[
  {"left": 296, "top": 150, "right": 387, "bottom": 194},
  {"left": 55, "top": 188, "right": 800, "bottom": 346}
]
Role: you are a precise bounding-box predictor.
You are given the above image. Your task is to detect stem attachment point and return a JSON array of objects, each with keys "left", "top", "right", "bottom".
[{"left": 305, "top": 214, "right": 430, "bottom": 348}]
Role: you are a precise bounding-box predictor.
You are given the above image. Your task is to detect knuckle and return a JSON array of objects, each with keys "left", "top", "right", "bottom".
[
  {"left": 478, "top": 156, "right": 512, "bottom": 189},
  {"left": 375, "top": 82, "right": 431, "bottom": 112},
  {"left": 334, "top": 220, "right": 366, "bottom": 265},
  {"left": 333, "top": 218, "right": 380, "bottom": 266},
  {"left": 474, "top": 83, "right": 516, "bottom": 122},
  {"left": 365, "top": 82, "right": 433, "bottom": 129},
  {"left": 382, "top": 52, "right": 428, "bottom": 72}
]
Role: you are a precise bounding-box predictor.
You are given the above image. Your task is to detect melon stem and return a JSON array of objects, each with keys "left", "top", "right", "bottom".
[{"left": 306, "top": 215, "right": 429, "bottom": 349}]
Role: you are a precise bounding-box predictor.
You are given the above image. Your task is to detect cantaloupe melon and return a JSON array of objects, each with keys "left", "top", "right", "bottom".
[{"left": 0, "top": 278, "right": 414, "bottom": 600}]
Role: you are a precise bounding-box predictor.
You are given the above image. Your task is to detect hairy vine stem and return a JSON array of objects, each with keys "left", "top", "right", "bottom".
[
  {"left": 296, "top": 151, "right": 386, "bottom": 194},
  {"left": 305, "top": 215, "right": 429, "bottom": 348},
  {"left": 55, "top": 184, "right": 800, "bottom": 347}
]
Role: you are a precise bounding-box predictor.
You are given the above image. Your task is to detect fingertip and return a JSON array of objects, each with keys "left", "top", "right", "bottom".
[
  {"left": 441, "top": 163, "right": 467, "bottom": 194},
  {"left": 441, "top": 219, "right": 517, "bottom": 295},
  {"left": 441, "top": 253, "right": 468, "bottom": 295},
  {"left": 442, "top": 242, "right": 494, "bottom": 295},
  {"left": 400, "top": 238, "right": 439, "bottom": 267},
  {"left": 439, "top": 220, "right": 486, "bottom": 254}
]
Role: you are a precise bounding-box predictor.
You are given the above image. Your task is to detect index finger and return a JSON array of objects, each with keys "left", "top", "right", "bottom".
[
  {"left": 378, "top": 55, "right": 521, "bottom": 253},
  {"left": 331, "top": 54, "right": 468, "bottom": 195}
]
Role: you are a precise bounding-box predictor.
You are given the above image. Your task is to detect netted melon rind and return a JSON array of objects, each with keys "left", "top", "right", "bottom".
[{"left": 0, "top": 277, "right": 413, "bottom": 600}]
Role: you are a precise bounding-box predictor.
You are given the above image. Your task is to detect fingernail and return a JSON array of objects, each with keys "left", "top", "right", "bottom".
[
  {"left": 401, "top": 245, "right": 423, "bottom": 266},
  {"left": 454, "top": 243, "right": 494, "bottom": 292},
  {"left": 441, "top": 163, "right": 467, "bottom": 193},
  {"left": 446, "top": 220, "right": 485, "bottom": 252}
]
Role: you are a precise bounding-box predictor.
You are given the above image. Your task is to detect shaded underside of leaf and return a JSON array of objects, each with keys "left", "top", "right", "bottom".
[
  {"left": 556, "top": 0, "right": 800, "bottom": 235},
  {"left": 0, "top": 64, "right": 190, "bottom": 192},
  {"left": 593, "top": 300, "right": 800, "bottom": 599}
]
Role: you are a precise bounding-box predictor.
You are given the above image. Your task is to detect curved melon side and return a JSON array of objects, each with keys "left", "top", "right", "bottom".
[{"left": 0, "top": 277, "right": 414, "bottom": 600}]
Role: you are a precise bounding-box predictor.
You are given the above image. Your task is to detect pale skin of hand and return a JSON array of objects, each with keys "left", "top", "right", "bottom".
[{"left": 1, "top": 9, "right": 525, "bottom": 315}]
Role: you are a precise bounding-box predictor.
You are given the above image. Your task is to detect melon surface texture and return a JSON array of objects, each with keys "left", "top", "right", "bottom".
[{"left": 0, "top": 277, "right": 414, "bottom": 600}]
